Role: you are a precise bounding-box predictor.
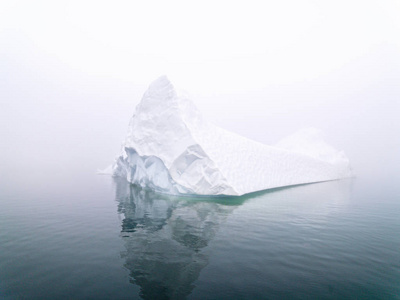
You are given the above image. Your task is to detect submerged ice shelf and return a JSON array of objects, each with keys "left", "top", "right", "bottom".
[{"left": 109, "top": 76, "right": 352, "bottom": 196}]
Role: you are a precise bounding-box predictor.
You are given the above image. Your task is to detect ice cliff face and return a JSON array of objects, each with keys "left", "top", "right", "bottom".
[{"left": 112, "top": 76, "right": 352, "bottom": 196}]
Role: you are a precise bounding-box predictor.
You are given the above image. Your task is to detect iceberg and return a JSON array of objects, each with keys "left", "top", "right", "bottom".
[{"left": 111, "top": 76, "right": 352, "bottom": 196}]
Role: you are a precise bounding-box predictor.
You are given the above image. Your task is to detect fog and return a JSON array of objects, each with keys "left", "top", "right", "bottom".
[{"left": 1, "top": 1, "right": 399, "bottom": 190}]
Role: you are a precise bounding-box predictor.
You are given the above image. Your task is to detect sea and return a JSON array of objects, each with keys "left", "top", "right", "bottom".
[{"left": 1, "top": 161, "right": 399, "bottom": 299}]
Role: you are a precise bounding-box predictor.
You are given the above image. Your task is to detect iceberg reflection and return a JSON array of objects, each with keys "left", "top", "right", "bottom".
[
  {"left": 114, "top": 178, "right": 352, "bottom": 299},
  {"left": 114, "top": 178, "right": 244, "bottom": 299}
]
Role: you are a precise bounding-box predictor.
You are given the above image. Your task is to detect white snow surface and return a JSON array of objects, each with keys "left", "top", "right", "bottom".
[{"left": 112, "top": 76, "right": 352, "bottom": 196}]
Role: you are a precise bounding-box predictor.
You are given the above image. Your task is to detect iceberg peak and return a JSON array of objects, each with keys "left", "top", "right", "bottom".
[
  {"left": 143, "top": 75, "right": 176, "bottom": 100},
  {"left": 111, "top": 77, "right": 352, "bottom": 196}
]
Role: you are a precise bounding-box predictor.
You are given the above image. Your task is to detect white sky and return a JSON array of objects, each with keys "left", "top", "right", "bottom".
[
  {"left": 1, "top": 0, "right": 399, "bottom": 91},
  {"left": 1, "top": 0, "right": 399, "bottom": 181}
]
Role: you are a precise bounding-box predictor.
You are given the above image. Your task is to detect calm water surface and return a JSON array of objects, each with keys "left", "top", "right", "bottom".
[{"left": 0, "top": 166, "right": 399, "bottom": 299}]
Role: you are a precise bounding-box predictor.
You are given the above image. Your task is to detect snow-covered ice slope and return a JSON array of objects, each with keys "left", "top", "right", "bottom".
[{"left": 112, "top": 76, "right": 352, "bottom": 196}]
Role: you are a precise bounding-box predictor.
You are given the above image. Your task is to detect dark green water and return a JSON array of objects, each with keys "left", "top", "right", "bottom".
[{"left": 1, "top": 168, "right": 399, "bottom": 299}]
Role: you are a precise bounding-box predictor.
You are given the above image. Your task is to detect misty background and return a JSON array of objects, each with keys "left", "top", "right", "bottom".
[{"left": 1, "top": 0, "right": 399, "bottom": 193}]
